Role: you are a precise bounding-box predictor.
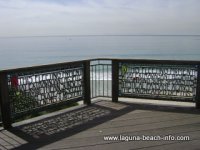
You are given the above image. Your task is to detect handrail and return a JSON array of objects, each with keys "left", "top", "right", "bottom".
[
  {"left": 1, "top": 58, "right": 200, "bottom": 73},
  {"left": 0, "top": 60, "right": 87, "bottom": 73}
]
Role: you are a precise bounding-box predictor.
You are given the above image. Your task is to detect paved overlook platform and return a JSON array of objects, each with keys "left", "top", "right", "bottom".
[{"left": 0, "top": 98, "right": 200, "bottom": 150}]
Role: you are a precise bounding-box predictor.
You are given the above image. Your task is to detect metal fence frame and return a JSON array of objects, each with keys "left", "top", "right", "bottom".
[
  {"left": 90, "top": 59, "right": 112, "bottom": 98},
  {"left": 112, "top": 59, "right": 200, "bottom": 104},
  {"left": 0, "top": 60, "right": 90, "bottom": 129},
  {"left": 0, "top": 58, "right": 200, "bottom": 129}
]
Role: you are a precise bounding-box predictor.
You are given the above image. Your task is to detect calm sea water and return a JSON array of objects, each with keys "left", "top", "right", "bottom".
[{"left": 0, "top": 35, "right": 200, "bottom": 70}]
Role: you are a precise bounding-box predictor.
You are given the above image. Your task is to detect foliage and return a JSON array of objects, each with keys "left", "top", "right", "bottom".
[
  {"left": 9, "top": 88, "right": 39, "bottom": 114},
  {"left": 121, "top": 64, "right": 128, "bottom": 81}
]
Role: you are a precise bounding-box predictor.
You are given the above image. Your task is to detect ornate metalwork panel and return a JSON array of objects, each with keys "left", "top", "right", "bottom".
[
  {"left": 7, "top": 64, "right": 84, "bottom": 118},
  {"left": 119, "top": 63, "right": 198, "bottom": 101}
]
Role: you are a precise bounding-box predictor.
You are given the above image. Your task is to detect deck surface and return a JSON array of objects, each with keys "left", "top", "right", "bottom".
[{"left": 0, "top": 99, "right": 200, "bottom": 150}]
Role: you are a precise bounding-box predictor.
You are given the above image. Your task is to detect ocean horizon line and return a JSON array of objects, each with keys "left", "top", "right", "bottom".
[{"left": 1, "top": 34, "right": 200, "bottom": 39}]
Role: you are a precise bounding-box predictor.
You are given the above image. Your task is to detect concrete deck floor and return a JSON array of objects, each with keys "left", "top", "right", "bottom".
[{"left": 0, "top": 98, "right": 200, "bottom": 150}]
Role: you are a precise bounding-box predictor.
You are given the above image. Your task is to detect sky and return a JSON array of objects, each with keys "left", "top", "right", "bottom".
[{"left": 0, "top": 0, "right": 200, "bottom": 37}]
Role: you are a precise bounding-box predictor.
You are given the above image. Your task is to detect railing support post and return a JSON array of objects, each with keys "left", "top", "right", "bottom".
[
  {"left": 83, "top": 61, "right": 91, "bottom": 105},
  {"left": 196, "top": 65, "right": 200, "bottom": 109},
  {"left": 112, "top": 60, "right": 119, "bottom": 102},
  {"left": 0, "top": 72, "right": 12, "bottom": 129}
]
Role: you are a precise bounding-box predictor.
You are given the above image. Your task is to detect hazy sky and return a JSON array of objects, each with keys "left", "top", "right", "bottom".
[{"left": 0, "top": 0, "right": 200, "bottom": 36}]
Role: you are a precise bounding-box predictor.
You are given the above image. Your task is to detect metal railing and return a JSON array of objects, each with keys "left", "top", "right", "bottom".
[
  {"left": 118, "top": 61, "right": 198, "bottom": 101},
  {"left": 112, "top": 59, "right": 200, "bottom": 106},
  {"left": 0, "top": 58, "right": 200, "bottom": 129},
  {"left": 90, "top": 60, "right": 112, "bottom": 98},
  {"left": 0, "top": 60, "right": 91, "bottom": 128}
]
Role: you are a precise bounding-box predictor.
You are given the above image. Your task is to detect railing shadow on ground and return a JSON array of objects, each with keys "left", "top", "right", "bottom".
[
  {"left": 0, "top": 99, "right": 200, "bottom": 150},
  {"left": 1, "top": 100, "right": 133, "bottom": 150}
]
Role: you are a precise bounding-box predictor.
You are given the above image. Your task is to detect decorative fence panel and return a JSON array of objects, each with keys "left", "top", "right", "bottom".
[
  {"left": 119, "top": 61, "right": 198, "bottom": 102},
  {"left": 6, "top": 62, "right": 84, "bottom": 120}
]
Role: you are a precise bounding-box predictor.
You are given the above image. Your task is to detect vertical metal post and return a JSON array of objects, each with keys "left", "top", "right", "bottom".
[
  {"left": 196, "top": 64, "right": 200, "bottom": 109},
  {"left": 0, "top": 72, "right": 12, "bottom": 129},
  {"left": 112, "top": 60, "right": 119, "bottom": 102},
  {"left": 83, "top": 61, "right": 91, "bottom": 105}
]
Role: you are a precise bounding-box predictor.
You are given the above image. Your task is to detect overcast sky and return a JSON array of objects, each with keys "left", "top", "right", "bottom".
[{"left": 0, "top": 0, "right": 200, "bottom": 37}]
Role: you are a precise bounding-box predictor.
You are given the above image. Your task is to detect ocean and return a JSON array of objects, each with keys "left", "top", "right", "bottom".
[{"left": 0, "top": 35, "right": 200, "bottom": 70}]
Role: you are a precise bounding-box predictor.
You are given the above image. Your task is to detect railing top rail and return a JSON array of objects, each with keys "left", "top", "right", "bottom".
[
  {"left": 90, "top": 58, "right": 200, "bottom": 64},
  {"left": 1, "top": 58, "right": 200, "bottom": 73},
  {"left": 103, "top": 58, "right": 200, "bottom": 65},
  {"left": 0, "top": 59, "right": 89, "bottom": 74}
]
